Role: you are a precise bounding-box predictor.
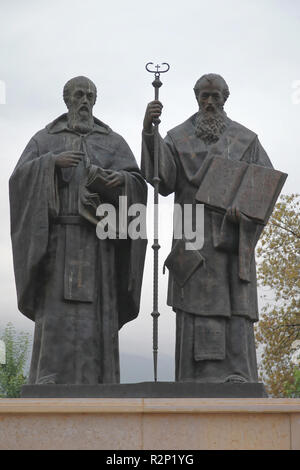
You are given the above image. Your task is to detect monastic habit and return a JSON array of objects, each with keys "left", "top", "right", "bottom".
[
  {"left": 10, "top": 77, "right": 147, "bottom": 385},
  {"left": 142, "top": 73, "right": 280, "bottom": 384}
]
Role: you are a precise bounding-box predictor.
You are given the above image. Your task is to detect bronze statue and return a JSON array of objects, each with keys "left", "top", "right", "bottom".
[
  {"left": 142, "top": 73, "right": 286, "bottom": 384},
  {"left": 10, "top": 76, "right": 147, "bottom": 385}
]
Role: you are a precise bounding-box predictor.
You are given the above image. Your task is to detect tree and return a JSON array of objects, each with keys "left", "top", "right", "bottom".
[
  {"left": 283, "top": 341, "right": 300, "bottom": 398},
  {"left": 0, "top": 323, "right": 31, "bottom": 398},
  {"left": 284, "top": 368, "right": 300, "bottom": 398},
  {"left": 255, "top": 193, "right": 300, "bottom": 397}
]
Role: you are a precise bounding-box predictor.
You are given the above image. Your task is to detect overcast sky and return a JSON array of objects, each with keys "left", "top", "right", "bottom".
[{"left": 0, "top": 0, "right": 299, "bottom": 381}]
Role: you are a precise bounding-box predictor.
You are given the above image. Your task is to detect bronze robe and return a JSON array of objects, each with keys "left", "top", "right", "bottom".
[
  {"left": 10, "top": 114, "right": 147, "bottom": 385},
  {"left": 142, "top": 114, "right": 272, "bottom": 383}
]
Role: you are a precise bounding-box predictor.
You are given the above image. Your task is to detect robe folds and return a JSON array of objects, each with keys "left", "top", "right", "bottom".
[
  {"left": 141, "top": 113, "right": 273, "bottom": 383},
  {"left": 10, "top": 114, "right": 147, "bottom": 385}
]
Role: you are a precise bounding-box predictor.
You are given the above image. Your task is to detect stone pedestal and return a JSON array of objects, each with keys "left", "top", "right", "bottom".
[
  {"left": 21, "top": 381, "right": 268, "bottom": 398},
  {"left": 0, "top": 398, "right": 299, "bottom": 450}
]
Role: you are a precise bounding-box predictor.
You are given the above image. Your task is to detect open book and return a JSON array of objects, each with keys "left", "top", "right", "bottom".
[{"left": 194, "top": 156, "right": 287, "bottom": 225}]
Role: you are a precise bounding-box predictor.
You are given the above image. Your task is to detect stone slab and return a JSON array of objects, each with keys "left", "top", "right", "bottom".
[
  {"left": 21, "top": 381, "right": 268, "bottom": 398},
  {"left": 142, "top": 412, "right": 291, "bottom": 450},
  {"left": 291, "top": 413, "right": 300, "bottom": 450},
  {"left": 0, "top": 398, "right": 300, "bottom": 450}
]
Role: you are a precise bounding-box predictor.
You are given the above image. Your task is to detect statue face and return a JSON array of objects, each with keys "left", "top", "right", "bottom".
[
  {"left": 67, "top": 80, "right": 96, "bottom": 119},
  {"left": 197, "top": 84, "right": 224, "bottom": 114}
]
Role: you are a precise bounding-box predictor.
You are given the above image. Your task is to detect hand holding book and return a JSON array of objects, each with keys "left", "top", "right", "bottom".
[{"left": 85, "top": 165, "right": 124, "bottom": 205}]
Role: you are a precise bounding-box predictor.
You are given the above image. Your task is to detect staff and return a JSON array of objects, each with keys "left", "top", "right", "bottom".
[{"left": 145, "top": 62, "right": 170, "bottom": 382}]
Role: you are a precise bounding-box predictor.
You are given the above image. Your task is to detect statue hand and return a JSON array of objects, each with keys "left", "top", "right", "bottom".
[
  {"left": 143, "top": 100, "right": 163, "bottom": 133},
  {"left": 55, "top": 151, "right": 84, "bottom": 168},
  {"left": 226, "top": 206, "right": 241, "bottom": 224},
  {"left": 103, "top": 170, "right": 125, "bottom": 188}
]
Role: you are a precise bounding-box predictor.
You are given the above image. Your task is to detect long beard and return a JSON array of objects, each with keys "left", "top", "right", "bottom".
[
  {"left": 68, "top": 112, "right": 94, "bottom": 134},
  {"left": 195, "top": 108, "right": 228, "bottom": 144}
]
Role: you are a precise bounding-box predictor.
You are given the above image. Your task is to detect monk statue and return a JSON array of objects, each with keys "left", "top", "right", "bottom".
[
  {"left": 142, "top": 73, "right": 285, "bottom": 384},
  {"left": 10, "top": 76, "right": 147, "bottom": 385}
]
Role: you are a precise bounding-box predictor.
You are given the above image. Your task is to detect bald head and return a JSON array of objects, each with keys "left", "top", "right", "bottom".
[
  {"left": 193, "top": 74, "right": 230, "bottom": 103},
  {"left": 63, "top": 76, "right": 97, "bottom": 108}
]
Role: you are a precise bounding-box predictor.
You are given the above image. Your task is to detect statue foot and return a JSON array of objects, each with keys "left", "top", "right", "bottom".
[
  {"left": 36, "top": 374, "right": 57, "bottom": 385},
  {"left": 224, "top": 374, "right": 247, "bottom": 384}
]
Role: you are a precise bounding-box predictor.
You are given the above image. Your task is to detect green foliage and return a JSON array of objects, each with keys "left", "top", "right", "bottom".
[
  {"left": 255, "top": 194, "right": 300, "bottom": 397},
  {"left": 0, "top": 323, "right": 31, "bottom": 398},
  {"left": 284, "top": 368, "right": 300, "bottom": 398}
]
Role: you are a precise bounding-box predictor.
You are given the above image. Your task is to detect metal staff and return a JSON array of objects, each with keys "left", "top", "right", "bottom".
[{"left": 145, "top": 62, "right": 170, "bottom": 382}]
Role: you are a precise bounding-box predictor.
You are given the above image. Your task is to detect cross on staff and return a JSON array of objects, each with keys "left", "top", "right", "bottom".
[{"left": 145, "top": 61, "right": 170, "bottom": 382}]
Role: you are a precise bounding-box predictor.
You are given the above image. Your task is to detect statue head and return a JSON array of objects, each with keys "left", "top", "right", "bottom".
[
  {"left": 193, "top": 74, "right": 230, "bottom": 113},
  {"left": 193, "top": 74, "right": 229, "bottom": 144},
  {"left": 63, "top": 76, "right": 97, "bottom": 133}
]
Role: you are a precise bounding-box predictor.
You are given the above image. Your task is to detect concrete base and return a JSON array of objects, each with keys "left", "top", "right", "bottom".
[
  {"left": 0, "top": 398, "right": 299, "bottom": 450},
  {"left": 21, "top": 381, "right": 268, "bottom": 398}
]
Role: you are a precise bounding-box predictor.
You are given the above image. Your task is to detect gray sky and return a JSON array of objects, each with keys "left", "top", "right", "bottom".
[{"left": 0, "top": 0, "right": 299, "bottom": 380}]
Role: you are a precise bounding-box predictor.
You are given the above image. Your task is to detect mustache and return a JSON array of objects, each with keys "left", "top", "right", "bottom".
[
  {"left": 198, "top": 105, "right": 225, "bottom": 117},
  {"left": 68, "top": 108, "right": 93, "bottom": 124},
  {"left": 77, "top": 104, "right": 91, "bottom": 112}
]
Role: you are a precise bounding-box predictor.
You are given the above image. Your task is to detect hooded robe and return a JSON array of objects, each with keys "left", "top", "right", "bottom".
[
  {"left": 141, "top": 113, "right": 273, "bottom": 383},
  {"left": 10, "top": 114, "right": 147, "bottom": 385}
]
